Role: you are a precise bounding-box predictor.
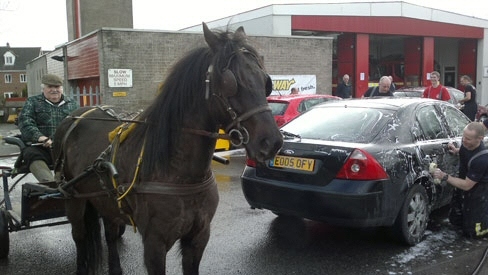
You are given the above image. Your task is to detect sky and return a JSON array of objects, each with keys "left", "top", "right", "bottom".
[{"left": 1, "top": 0, "right": 488, "bottom": 50}]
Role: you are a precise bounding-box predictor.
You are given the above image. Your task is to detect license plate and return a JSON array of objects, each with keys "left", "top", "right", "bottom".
[{"left": 270, "top": 155, "right": 315, "bottom": 172}]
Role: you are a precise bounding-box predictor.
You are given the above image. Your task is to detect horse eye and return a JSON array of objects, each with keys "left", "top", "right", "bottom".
[{"left": 265, "top": 75, "right": 272, "bottom": 97}]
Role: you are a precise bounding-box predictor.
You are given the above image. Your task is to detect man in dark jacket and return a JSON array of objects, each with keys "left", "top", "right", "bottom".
[
  {"left": 18, "top": 74, "right": 79, "bottom": 182},
  {"left": 432, "top": 122, "right": 488, "bottom": 238},
  {"left": 336, "top": 74, "right": 352, "bottom": 98},
  {"left": 362, "top": 76, "right": 393, "bottom": 98}
]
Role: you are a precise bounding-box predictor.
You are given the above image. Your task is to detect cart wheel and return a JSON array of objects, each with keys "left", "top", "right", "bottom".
[{"left": 0, "top": 209, "right": 10, "bottom": 259}]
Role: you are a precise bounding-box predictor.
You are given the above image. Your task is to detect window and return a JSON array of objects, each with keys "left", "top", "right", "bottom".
[
  {"left": 4, "top": 74, "right": 12, "bottom": 83},
  {"left": 416, "top": 105, "right": 446, "bottom": 140},
  {"left": 3, "top": 52, "right": 15, "bottom": 65},
  {"left": 442, "top": 105, "right": 471, "bottom": 137},
  {"left": 282, "top": 106, "right": 393, "bottom": 143},
  {"left": 268, "top": 102, "right": 289, "bottom": 116},
  {"left": 20, "top": 74, "right": 27, "bottom": 83},
  {"left": 298, "top": 98, "right": 325, "bottom": 113}
]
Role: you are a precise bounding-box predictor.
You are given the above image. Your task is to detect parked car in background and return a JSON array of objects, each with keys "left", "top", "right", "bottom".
[
  {"left": 392, "top": 86, "right": 464, "bottom": 105},
  {"left": 241, "top": 98, "right": 476, "bottom": 245},
  {"left": 267, "top": 94, "right": 342, "bottom": 126},
  {"left": 393, "top": 86, "right": 488, "bottom": 121},
  {"left": 477, "top": 104, "right": 488, "bottom": 122}
]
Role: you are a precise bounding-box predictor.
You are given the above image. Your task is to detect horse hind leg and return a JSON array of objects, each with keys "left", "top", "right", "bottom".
[{"left": 103, "top": 218, "right": 123, "bottom": 275}]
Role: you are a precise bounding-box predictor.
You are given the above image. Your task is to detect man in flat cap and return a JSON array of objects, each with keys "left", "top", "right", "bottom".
[{"left": 17, "top": 74, "right": 79, "bottom": 182}]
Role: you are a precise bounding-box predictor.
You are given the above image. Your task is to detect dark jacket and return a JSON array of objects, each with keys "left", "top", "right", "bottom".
[{"left": 18, "top": 94, "right": 79, "bottom": 143}]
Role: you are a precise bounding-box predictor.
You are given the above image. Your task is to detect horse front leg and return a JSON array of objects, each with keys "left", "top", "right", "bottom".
[
  {"left": 103, "top": 218, "right": 123, "bottom": 275},
  {"left": 142, "top": 229, "right": 167, "bottom": 275},
  {"left": 180, "top": 226, "right": 211, "bottom": 275},
  {"left": 66, "top": 200, "right": 90, "bottom": 275}
]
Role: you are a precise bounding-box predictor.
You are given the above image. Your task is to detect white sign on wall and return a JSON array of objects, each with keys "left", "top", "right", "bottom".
[
  {"left": 270, "top": 75, "right": 316, "bottom": 95},
  {"left": 108, "top": 69, "right": 133, "bottom": 87}
]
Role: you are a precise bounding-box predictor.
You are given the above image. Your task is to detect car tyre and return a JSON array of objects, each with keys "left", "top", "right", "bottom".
[
  {"left": 0, "top": 209, "right": 10, "bottom": 259},
  {"left": 392, "top": 184, "right": 429, "bottom": 246}
]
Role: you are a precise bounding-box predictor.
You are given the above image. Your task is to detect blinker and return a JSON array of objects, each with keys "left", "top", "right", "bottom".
[
  {"left": 205, "top": 65, "right": 213, "bottom": 100},
  {"left": 265, "top": 75, "right": 272, "bottom": 96},
  {"left": 220, "top": 69, "right": 238, "bottom": 97}
]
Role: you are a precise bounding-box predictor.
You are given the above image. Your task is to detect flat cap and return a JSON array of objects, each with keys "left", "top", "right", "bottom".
[{"left": 42, "top": 74, "right": 63, "bottom": 86}]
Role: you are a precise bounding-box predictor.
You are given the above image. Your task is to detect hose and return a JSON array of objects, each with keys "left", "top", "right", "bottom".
[{"left": 472, "top": 245, "right": 488, "bottom": 275}]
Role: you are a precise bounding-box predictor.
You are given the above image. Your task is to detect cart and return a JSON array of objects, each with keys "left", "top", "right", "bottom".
[{"left": 0, "top": 136, "right": 68, "bottom": 259}]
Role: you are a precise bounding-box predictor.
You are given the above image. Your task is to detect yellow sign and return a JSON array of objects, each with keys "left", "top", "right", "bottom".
[
  {"left": 113, "top": 92, "right": 127, "bottom": 97},
  {"left": 270, "top": 155, "right": 315, "bottom": 172}
]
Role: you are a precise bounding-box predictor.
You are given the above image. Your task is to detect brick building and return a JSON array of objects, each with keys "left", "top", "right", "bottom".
[
  {"left": 1, "top": 44, "right": 42, "bottom": 98},
  {"left": 186, "top": 2, "right": 488, "bottom": 104},
  {"left": 1, "top": 44, "right": 43, "bottom": 121},
  {"left": 27, "top": 28, "right": 332, "bottom": 113}
]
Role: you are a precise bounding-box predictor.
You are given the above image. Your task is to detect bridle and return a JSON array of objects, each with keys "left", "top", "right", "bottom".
[{"left": 186, "top": 47, "right": 272, "bottom": 147}]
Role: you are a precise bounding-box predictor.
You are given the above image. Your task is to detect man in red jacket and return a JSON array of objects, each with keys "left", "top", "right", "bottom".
[{"left": 422, "top": 71, "right": 451, "bottom": 101}]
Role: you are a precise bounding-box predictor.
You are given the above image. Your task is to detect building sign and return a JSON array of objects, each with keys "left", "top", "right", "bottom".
[
  {"left": 112, "top": 91, "right": 127, "bottom": 97},
  {"left": 108, "top": 69, "right": 133, "bottom": 87},
  {"left": 270, "top": 75, "right": 316, "bottom": 95}
]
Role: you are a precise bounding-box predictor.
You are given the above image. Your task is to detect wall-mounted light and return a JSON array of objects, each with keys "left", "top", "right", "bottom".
[{"left": 51, "top": 56, "right": 65, "bottom": 62}]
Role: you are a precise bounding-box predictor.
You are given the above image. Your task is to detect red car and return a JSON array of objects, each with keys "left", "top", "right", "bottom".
[
  {"left": 267, "top": 94, "right": 342, "bottom": 126},
  {"left": 477, "top": 104, "right": 488, "bottom": 122}
]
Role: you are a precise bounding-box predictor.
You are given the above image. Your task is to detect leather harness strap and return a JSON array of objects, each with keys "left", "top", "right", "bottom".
[{"left": 126, "top": 174, "right": 216, "bottom": 196}]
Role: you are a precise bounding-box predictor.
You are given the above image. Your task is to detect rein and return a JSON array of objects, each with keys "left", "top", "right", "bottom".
[{"left": 66, "top": 116, "right": 145, "bottom": 124}]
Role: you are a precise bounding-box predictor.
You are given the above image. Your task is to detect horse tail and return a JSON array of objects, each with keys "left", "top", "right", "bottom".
[{"left": 84, "top": 201, "right": 102, "bottom": 273}]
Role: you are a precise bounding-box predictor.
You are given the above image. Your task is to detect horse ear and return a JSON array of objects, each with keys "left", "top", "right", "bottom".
[
  {"left": 235, "top": 26, "right": 247, "bottom": 39},
  {"left": 203, "top": 22, "right": 219, "bottom": 51}
]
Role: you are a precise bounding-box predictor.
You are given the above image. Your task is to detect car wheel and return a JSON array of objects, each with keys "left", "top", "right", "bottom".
[
  {"left": 271, "top": 211, "right": 288, "bottom": 217},
  {"left": 0, "top": 209, "right": 10, "bottom": 259},
  {"left": 271, "top": 211, "right": 300, "bottom": 219},
  {"left": 392, "top": 185, "right": 429, "bottom": 246}
]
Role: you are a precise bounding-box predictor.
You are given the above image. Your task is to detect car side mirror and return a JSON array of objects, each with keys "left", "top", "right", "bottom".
[{"left": 411, "top": 126, "right": 421, "bottom": 141}]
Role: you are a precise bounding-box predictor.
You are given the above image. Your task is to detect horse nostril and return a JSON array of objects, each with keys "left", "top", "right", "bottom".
[{"left": 259, "top": 136, "right": 282, "bottom": 158}]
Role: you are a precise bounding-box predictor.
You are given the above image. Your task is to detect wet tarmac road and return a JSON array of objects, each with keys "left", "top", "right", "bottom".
[{"left": 1, "top": 123, "right": 488, "bottom": 274}]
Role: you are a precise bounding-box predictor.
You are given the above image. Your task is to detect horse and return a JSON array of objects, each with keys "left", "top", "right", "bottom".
[{"left": 51, "top": 22, "right": 283, "bottom": 274}]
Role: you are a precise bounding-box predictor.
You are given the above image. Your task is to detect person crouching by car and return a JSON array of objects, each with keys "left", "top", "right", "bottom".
[{"left": 431, "top": 122, "right": 488, "bottom": 238}]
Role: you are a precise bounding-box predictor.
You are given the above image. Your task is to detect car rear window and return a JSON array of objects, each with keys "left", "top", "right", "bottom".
[
  {"left": 281, "top": 106, "right": 394, "bottom": 143},
  {"left": 268, "top": 101, "right": 289, "bottom": 116}
]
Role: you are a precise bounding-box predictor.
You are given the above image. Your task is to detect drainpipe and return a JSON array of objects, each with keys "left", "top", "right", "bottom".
[{"left": 74, "top": 0, "right": 81, "bottom": 38}]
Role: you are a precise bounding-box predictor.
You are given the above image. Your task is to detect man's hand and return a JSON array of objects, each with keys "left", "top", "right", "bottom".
[
  {"left": 448, "top": 142, "right": 460, "bottom": 155},
  {"left": 429, "top": 164, "right": 442, "bottom": 184},
  {"left": 38, "top": 136, "right": 52, "bottom": 148}
]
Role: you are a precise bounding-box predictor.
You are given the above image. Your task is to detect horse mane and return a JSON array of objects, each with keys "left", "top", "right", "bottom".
[{"left": 130, "top": 27, "right": 261, "bottom": 177}]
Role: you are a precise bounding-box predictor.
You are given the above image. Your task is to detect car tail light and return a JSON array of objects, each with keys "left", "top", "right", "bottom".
[
  {"left": 336, "top": 149, "right": 389, "bottom": 180},
  {"left": 275, "top": 117, "right": 286, "bottom": 127},
  {"left": 246, "top": 156, "right": 257, "bottom": 168}
]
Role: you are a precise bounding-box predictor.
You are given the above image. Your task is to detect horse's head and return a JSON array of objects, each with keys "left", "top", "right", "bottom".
[{"left": 203, "top": 23, "right": 283, "bottom": 162}]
